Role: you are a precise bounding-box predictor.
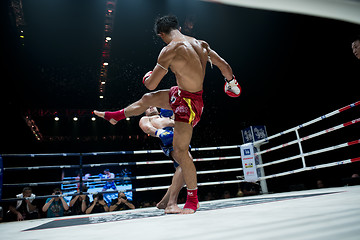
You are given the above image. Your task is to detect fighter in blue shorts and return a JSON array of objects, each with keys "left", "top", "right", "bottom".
[{"left": 139, "top": 107, "right": 192, "bottom": 213}]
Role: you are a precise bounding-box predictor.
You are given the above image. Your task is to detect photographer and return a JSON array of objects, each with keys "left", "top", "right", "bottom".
[
  {"left": 109, "top": 192, "right": 135, "bottom": 211},
  {"left": 42, "top": 188, "right": 69, "bottom": 218},
  {"left": 8, "top": 187, "right": 39, "bottom": 221},
  {"left": 85, "top": 193, "right": 109, "bottom": 214},
  {"left": 69, "top": 185, "right": 90, "bottom": 215}
]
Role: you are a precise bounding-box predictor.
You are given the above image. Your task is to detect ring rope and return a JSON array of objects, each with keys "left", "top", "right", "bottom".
[
  {"left": 256, "top": 139, "right": 360, "bottom": 168},
  {"left": 0, "top": 178, "right": 248, "bottom": 202},
  {"left": 253, "top": 100, "right": 360, "bottom": 146},
  {"left": 258, "top": 156, "right": 360, "bottom": 181},
  {"left": 3, "top": 155, "right": 241, "bottom": 172},
  {"left": 0, "top": 145, "right": 240, "bottom": 158},
  {"left": 3, "top": 166, "right": 244, "bottom": 188},
  {"left": 256, "top": 117, "right": 360, "bottom": 157}
]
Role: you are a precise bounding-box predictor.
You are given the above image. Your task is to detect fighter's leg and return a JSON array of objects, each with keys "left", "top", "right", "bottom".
[
  {"left": 171, "top": 121, "right": 199, "bottom": 214},
  {"left": 164, "top": 165, "right": 185, "bottom": 214},
  {"left": 94, "top": 90, "right": 171, "bottom": 125}
]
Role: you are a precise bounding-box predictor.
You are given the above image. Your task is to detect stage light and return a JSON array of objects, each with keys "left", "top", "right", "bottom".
[
  {"left": 73, "top": 117, "right": 78, "bottom": 121},
  {"left": 54, "top": 117, "right": 59, "bottom": 121},
  {"left": 101, "top": 81, "right": 106, "bottom": 85},
  {"left": 99, "top": 95, "right": 104, "bottom": 99},
  {"left": 91, "top": 117, "right": 96, "bottom": 121},
  {"left": 106, "top": 36, "right": 111, "bottom": 41},
  {"left": 103, "top": 62, "right": 109, "bottom": 66},
  {"left": 126, "top": 117, "right": 130, "bottom": 121}
]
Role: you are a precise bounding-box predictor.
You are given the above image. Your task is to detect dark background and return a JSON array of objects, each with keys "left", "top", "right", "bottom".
[{"left": 1, "top": 0, "right": 359, "bottom": 204}]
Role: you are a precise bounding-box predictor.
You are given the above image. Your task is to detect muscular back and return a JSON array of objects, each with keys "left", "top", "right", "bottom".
[{"left": 159, "top": 35, "right": 210, "bottom": 92}]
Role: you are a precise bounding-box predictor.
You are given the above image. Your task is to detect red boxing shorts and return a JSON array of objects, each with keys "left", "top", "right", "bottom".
[{"left": 169, "top": 86, "right": 204, "bottom": 127}]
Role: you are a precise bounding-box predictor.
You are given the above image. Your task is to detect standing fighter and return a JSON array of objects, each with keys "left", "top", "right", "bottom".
[
  {"left": 94, "top": 15, "right": 240, "bottom": 214},
  {"left": 139, "top": 106, "right": 186, "bottom": 214},
  {"left": 101, "top": 169, "right": 117, "bottom": 192}
]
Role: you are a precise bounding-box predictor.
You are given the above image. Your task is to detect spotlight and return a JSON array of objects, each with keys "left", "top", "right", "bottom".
[
  {"left": 54, "top": 117, "right": 59, "bottom": 121},
  {"left": 73, "top": 117, "right": 78, "bottom": 121},
  {"left": 126, "top": 117, "right": 130, "bottom": 121},
  {"left": 91, "top": 117, "right": 96, "bottom": 121},
  {"left": 99, "top": 95, "right": 104, "bottom": 99},
  {"left": 105, "top": 36, "right": 111, "bottom": 41},
  {"left": 103, "top": 62, "right": 109, "bottom": 66}
]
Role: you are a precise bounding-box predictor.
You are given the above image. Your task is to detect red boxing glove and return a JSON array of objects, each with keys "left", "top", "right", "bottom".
[
  {"left": 224, "top": 75, "right": 241, "bottom": 97},
  {"left": 142, "top": 71, "right": 153, "bottom": 84}
]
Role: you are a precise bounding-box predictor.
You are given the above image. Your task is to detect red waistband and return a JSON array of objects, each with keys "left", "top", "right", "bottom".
[{"left": 175, "top": 86, "right": 203, "bottom": 99}]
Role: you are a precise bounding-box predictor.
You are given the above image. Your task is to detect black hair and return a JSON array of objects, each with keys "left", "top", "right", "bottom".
[
  {"left": 154, "top": 15, "right": 179, "bottom": 34},
  {"left": 22, "top": 187, "right": 32, "bottom": 193}
]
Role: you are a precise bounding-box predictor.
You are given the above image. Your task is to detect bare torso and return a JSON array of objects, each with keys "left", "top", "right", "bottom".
[
  {"left": 147, "top": 115, "right": 175, "bottom": 129},
  {"left": 163, "top": 35, "right": 209, "bottom": 93}
]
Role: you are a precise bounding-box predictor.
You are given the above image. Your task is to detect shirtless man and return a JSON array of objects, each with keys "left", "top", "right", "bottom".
[
  {"left": 139, "top": 106, "right": 187, "bottom": 214},
  {"left": 352, "top": 37, "right": 360, "bottom": 59},
  {"left": 94, "top": 15, "right": 240, "bottom": 214}
]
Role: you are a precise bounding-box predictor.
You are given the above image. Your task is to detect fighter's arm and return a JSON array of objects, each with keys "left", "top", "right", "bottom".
[
  {"left": 201, "top": 41, "right": 233, "bottom": 81},
  {"left": 143, "top": 46, "right": 176, "bottom": 90}
]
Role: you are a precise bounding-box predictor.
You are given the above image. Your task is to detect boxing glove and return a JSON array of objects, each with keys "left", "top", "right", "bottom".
[
  {"left": 159, "top": 108, "right": 173, "bottom": 118},
  {"left": 224, "top": 75, "right": 241, "bottom": 97},
  {"left": 142, "top": 71, "right": 153, "bottom": 84}
]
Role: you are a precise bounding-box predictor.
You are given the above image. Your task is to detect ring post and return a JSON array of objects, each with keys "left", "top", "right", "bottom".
[
  {"left": 241, "top": 126, "right": 269, "bottom": 193},
  {"left": 295, "top": 129, "right": 306, "bottom": 168},
  {"left": 79, "top": 153, "right": 83, "bottom": 193}
]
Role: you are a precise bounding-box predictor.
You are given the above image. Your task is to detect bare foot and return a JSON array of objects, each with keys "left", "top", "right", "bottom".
[
  {"left": 94, "top": 110, "right": 118, "bottom": 125},
  {"left": 165, "top": 204, "right": 182, "bottom": 214},
  {"left": 156, "top": 201, "right": 167, "bottom": 210},
  {"left": 181, "top": 203, "right": 200, "bottom": 215}
]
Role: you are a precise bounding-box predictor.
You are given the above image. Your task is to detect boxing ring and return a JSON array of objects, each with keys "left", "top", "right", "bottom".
[{"left": 0, "top": 99, "right": 359, "bottom": 239}]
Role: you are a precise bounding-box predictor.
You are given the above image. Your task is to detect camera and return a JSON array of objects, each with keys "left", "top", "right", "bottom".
[{"left": 94, "top": 193, "right": 103, "bottom": 200}]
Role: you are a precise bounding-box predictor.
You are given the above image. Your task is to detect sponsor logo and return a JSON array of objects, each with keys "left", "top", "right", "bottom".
[
  {"left": 243, "top": 149, "right": 251, "bottom": 156},
  {"left": 175, "top": 105, "right": 188, "bottom": 114},
  {"left": 245, "top": 163, "right": 253, "bottom": 168}
]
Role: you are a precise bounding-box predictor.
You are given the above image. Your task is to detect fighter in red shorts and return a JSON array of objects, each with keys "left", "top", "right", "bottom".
[{"left": 94, "top": 15, "right": 240, "bottom": 214}]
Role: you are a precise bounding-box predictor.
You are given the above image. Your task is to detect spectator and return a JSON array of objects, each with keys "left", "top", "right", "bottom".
[
  {"left": 240, "top": 182, "right": 260, "bottom": 196},
  {"left": 141, "top": 201, "right": 152, "bottom": 208},
  {"left": 85, "top": 193, "right": 109, "bottom": 214},
  {"left": 352, "top": 36, "right": 360, "bottom": 59},
  {"left": 69, "top": 186, "right": 90, "bottom": 215},
  {"left": 204, "top": 192, "right": 215, "bottom": 201},
  {"left": 316, "top": 180, "right": 325, "bottom": 189},
  {"left": 42, "top": 188, "right": 69, "bottom": 218},
  {"left": 343, "top": 173, "right": 360, "bottom": 186},
  {"left": 0, "top": 206, "right": 3, "bottom": 222},
  {"left": 109, "top": 192, "right": 135, "bottom": 211},
  {"left": 8, "top": 187, "right": 39, "bottom": 221},
  {"left": 222, "top": 190, "right": 232, "bottom": 199}
]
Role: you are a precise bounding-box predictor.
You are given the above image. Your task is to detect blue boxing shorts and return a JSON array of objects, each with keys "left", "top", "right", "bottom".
[
  {"left": 103, "top": 181, "right": 117, "bottom": 190},
  {"left": 159, "top": 127, "right": 191, "bottom": 169}
]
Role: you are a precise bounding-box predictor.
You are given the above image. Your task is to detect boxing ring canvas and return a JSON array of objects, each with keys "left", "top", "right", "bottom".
[{"left": 1, "top": 185, "right": 359, "bottom": 240}]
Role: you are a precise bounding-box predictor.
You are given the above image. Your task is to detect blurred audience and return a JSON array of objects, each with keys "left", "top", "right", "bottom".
[
  {"left": 8, "top": 187, "right": 39, "bottom": 221},
  {"left": 69, "top": 186, "right": 90, "bottom": 215},
  {"left": 42, "top": 188, "right": 69, "bottom": 218},
  {"left": 352, "top": 36, "right": 360, "bottom": 59},
  {"left": 109, "top": 192, "right": 135, "bottom": 211},
  {"left": 85, "top": 193, "right": 109, "bottom": 214}
]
